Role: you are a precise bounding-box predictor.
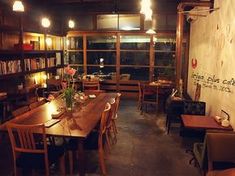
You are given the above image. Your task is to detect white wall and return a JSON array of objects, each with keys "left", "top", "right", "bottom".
[{"left": 188, "top": 0, "right": 235, "bottom": 129}]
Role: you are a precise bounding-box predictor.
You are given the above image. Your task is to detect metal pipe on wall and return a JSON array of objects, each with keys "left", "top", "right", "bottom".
[{"left": 175, "top": 1, "right": 212, "bottom": 91}]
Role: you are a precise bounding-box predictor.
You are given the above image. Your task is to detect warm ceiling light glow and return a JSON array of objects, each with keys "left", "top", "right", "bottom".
[
  {"left": 68, "top": 20, "right": 75, "bottom": 28},
  {"left": 145, "top": 9, "right": 153, "bottom": 21},
  {"left": 13, "top": 1, "right": 24, "bottom": 12},
  {"left": 46, "top": 37, "right": 52, "bottom": 46},
  {"left": 41, "top": 17, "right": 51, "bottom": 28},
  {"left": 140, "top": 0, "right": 151, "bottom": 14},
  {"left": 146, "top": 29, "right": 156, "bottom": 34}
]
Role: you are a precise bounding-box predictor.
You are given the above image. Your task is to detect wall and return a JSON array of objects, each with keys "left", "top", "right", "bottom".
[{"left": 188, "top": 0, "right": 235, "bottom": 129}]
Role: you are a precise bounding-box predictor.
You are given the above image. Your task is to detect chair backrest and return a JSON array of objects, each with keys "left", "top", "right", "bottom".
[
  {"left": 113, "top": 93, "right": 121, "bottom": 119},
  {"left": 138, "top": 82, "right": 143, "bottom": 99},
  {"left": 142, "top": 84, "right": 158, "bottom": 103},
  {"left": 106, "top": 98, "right": 116, "bottom": 128},
  {"left": 194, "top": 83, "right": 201, "bottom": 101},
  {"left": 206, "top": 132, "right": 235, "bottom": 171},
  {"left": 99, "top": 103, "right": 111, "bottom": 140},
  {"left": 7, "top": 123, "right": 48, "bottom": 174},
  {"left": 12, "top": 106, "right": 30, "bottom": 117},
  {"left": 183, "top": 100, "right": 206, "bottom": 115},
  {"left": 82, "top": 80, "right": 100, "bottom": 91},
  {"left": 29, "top": 99, "right": 47, "bottom": 110}
]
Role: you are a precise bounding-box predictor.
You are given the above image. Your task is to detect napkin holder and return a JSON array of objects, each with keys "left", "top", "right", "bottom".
[{"left": 51, "top": 109, "right": 65, "bottom": 119}]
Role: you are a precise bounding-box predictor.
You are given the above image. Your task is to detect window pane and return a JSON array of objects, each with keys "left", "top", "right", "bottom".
[
  {"left": 155, "top": 52, "right": 175, "bottom": 67},
  {"left": 154, "top": 38, "right": 176, "bottom": 51},
  {"left": 119, "top": 14, "right": 140, "bottom": 30},
  {"left": 97, "top": 15, "right": 118, "bottom": 30},
  {"left": 67, "top": 37, "right": 83, "bottom": 50},
  {"left": 68, "top": 51, "right": 84, "bottom": 64},
  {"left": 120, "top": 35, "right": 150, "bottom": 50},
  {"left": 120, "top": 51, "right": 149, "bottom": 65},
  {"left": 87, "top": 35, "right": 116, "bottom": 49},
  {"left": 87, "top": 66, "right": 116, "bottom": 75},
  {"left": 154, "top": 68, "right": 175, "bottom": 80},
  {"left": 120, "top": 67, "right": 149, "bottom": 81},
  {"left": 87, "top": 51, "right": 116, "bottom": 65}
]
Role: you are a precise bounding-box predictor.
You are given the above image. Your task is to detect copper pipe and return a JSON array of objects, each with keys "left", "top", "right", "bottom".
[{"left": 175, "top": 1, "right": 212, "bottom": 90}]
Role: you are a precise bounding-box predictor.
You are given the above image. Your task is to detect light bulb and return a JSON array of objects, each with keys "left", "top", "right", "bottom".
[
  {"left": 68, "top": 20, "right": 75, "bottom": 28},
  {"left": 13, "top": 1, "right": 24, "bottom": 12},
  {"left": 41, "top": 17, "right": 51, "bottom": 28}
]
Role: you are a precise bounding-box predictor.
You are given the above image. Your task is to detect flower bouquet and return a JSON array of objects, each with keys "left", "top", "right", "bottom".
[{"left": 63, "top": 65, "right": 76, "bottom": 111}]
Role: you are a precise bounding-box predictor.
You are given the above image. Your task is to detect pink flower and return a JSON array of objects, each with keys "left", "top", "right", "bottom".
[
  {"left": 64, "top": 65, "right": 76, "bottom": 76},
  {"left": 68, "top": 68, "right": 76, "bottom": 76}
]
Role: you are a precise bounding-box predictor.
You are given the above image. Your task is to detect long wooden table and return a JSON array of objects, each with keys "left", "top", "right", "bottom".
[
  {"left": 0, "top": 93, "right": 117, "bottom": 176},
  {"left": 181, "top": 115, "right": 233, "bottom": 131}
]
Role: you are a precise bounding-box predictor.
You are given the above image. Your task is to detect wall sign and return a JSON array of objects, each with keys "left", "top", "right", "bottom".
[{"left": 191, "top": 72, "right": 235, "bottom": 94}]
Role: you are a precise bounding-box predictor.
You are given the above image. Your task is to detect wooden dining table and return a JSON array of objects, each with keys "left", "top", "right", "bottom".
[
  {"left": 0, "top": 92, "right": 117, "bottom": 176},
  {"left": 181, "top": 115, "right": 233, "bottom": 131}
]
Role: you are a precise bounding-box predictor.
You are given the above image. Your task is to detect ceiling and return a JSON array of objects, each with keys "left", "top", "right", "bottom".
[{"left": 24, "top": 0, "right": 183, "bottom": 14}]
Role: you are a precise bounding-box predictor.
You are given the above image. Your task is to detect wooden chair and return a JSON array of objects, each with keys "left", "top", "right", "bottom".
[
  {"left": 206, "top": 132, "right": 235, "bottom": 172},
  {"left": 29, "top": 99, "right": 47, "bottom": 110},
  {"left": 7, "top": 123, "right": 65, "bottom": 176},
  {"left": 137, "top": 82, "right": 143, "bottom": 110},
  {"left": 12, "top": 106, "right": 30, "bottom": 117},
  {"left": 106, "top": 98, "right": 116, "bottom": 150},
  {"left": 82, "top": 80, "right": 100, "bottom": 91},
  {"left": 141, "top": 84, "right": 159, "bottom": 114},
  {"left": 110, "top": 92, "right": 121, "bottom": 143},
  {"left": 67, "top": 103, "right": 111, "bottom": 175}
]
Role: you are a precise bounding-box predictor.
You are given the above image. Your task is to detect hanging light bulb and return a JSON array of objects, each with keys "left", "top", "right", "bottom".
[
  {"left": 145, "top": 9, "right": 153, "bottom": 21},
  {"left": 140, "top": 0, "right": 151, "bottom": 14},
  {"left": 13, "top": 0, "right": 24, "bottom": 12},
  {"left": 68, "top": 20, "right": 75, "bottom": 29},
  {"left": 41, "top": 17, "right": 51, "bottom": 28}
]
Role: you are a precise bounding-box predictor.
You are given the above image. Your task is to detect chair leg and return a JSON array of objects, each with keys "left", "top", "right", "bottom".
[
  {"left": 105, "top": 132, "right": 111, "bottom": 153},
  {"left": 98, "top": 147, "right": 107, "bottom": 175},
  {"left": 167, "top": 120, "right": 171, "bottom": 134},
  {"left": 111, "top": 120, "right": 117, "bottom": 144},
  {"left": 68, "top": 151, "right": 74, "bottom": 175},
  {"left": 59, "top": 154, "right": 65, "bottom": 176}
]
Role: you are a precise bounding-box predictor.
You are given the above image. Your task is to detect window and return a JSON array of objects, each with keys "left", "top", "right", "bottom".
[
  {"left": 119, "top": 14, "right": 140, "bottom": 31},
  {"left": 97, "top": 15, "right": 118, "bottom": 30}
]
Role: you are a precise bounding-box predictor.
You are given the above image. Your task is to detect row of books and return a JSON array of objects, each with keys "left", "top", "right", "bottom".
[
  {"left": 0, "top": 55, "right": 62, "bottom": 75},
  {"left": 24, "top": 58, "right": 46, "bottom": 71},
  {"left": 47, "top": 57, "right": 58, "bottom": 67},
  {"left": 0, "top": 60, "right": 22, "bottom": 75}
]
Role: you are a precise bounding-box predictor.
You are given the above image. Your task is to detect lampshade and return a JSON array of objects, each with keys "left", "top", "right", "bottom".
[
  {"left": 13, "top": 0, "right": 24, "bottom": 12},
  {"left": 146, "top": 29, "right": 156, "bottom": 34},
  {"left": 68, "top": 20, "right": 75, "bottom": 28},
  {"left": 41, "top": 17, "right": 51, "bottom": 28}
]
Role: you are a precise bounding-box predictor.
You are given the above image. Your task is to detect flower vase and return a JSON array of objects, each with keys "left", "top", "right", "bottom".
[
  {"left": 65, "top": 96, "right": 73, "bottom": 111},
  {"left": 64, "top": 87, "right": 74, "bottom": 112}
]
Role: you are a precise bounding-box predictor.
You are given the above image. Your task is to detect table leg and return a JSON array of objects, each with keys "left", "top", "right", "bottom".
[{"left": 77, "top": 139, "right": 85, "bottom": 176}]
